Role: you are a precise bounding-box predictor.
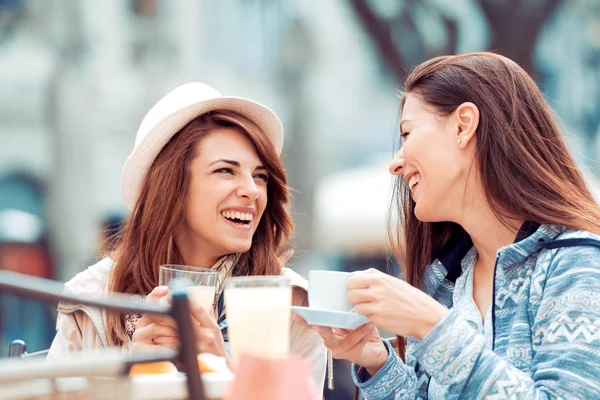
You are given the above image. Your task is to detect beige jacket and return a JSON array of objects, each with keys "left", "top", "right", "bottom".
[{"left": 47, "top": 257, "right": 326, "bottom": 391}]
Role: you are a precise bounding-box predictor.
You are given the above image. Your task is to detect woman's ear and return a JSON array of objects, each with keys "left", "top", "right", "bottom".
[{"left": 454, "top": 102, "right": 479, "bottom": 148}]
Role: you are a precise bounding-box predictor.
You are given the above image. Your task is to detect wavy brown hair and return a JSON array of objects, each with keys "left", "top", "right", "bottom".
[
  {"left": 106, "top": 110, "right": 294, "bottom": 345},
  {"left": 389, "top": 52, "right": 600, "bottom": 359}
]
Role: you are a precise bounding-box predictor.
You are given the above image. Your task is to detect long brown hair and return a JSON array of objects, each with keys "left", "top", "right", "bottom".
[
  {"left": 389, "top": 52, "right": 600, "bottom": 359},
  {"left": 107, "top": 110, "right": 294, "bottom": 345}
]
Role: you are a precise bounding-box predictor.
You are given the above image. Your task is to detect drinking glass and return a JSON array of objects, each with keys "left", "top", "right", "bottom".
[
  {"left": 158, "top": 264, "right": 218, "bottom": 312},
  {"left": 224, "top": 275, "right": 291, "bottom": 366}
]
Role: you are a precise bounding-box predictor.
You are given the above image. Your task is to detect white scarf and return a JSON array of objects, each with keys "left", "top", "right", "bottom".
[{"left": 211, "top": 253, "right": 239, "bottom": 307}]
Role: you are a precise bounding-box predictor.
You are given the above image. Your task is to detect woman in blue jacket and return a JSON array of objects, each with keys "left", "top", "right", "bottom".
[{"left": 304, "top": 52, "right": 600, "bottom": 399}]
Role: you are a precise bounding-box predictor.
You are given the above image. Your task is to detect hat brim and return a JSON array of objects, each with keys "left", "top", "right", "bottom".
[{"left": 120, "top": 96, "right": 283, "bottom": 210}]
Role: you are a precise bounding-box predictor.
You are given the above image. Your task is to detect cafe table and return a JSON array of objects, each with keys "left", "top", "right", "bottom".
[{"left": 0, "top": 354, "right": 234, "bottom": 400}]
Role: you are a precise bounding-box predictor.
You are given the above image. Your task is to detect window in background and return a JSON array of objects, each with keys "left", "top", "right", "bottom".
[{"left": 0, "top": 172, "right": 55, "bottom": 357}]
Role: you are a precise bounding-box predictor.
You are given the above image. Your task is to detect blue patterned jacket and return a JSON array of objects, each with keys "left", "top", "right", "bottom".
[{"left": 352, "top": 224, "right": 600, "bottom": 399}]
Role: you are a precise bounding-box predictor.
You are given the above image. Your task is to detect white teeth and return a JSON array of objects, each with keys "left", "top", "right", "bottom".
[
  {"left": 221, "top": 211, "right": 254, "bottom": 221},
  {"left": 409, "top": 176, "right": 420, "bottom": 191}
]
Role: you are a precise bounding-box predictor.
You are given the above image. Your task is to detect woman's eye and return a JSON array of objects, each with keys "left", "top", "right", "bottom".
[
  {"left": 215, "top": 168, "right": 234, "bottom": 174},
  {"left": 400, "top": 131, "right": 410, "bottom": 138},
  {"left": 255, "top": 174, "right": 269, "bottom": 183}
]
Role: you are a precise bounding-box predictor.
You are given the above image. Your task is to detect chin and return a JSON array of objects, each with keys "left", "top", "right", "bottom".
[
  {"left": 413, "top": 203, "right": 437, "bottom": 222},
  {"left": 223, "top": 240, "right": 253, "bottom": 254}
]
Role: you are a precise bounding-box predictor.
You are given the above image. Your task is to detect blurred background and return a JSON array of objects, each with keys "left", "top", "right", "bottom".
[{"left": 1, "top": 0, "right": 599, "bottom": 397}]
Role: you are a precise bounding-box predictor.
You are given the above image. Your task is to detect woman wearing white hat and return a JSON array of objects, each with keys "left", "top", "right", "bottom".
[{"left": 47, "top": 82, "right": 326, "bottom": 389}]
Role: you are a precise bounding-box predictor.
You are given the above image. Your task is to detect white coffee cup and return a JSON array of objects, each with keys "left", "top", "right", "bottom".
[{"left": 308, "top": 270, "right": 352, "bottom": 311}]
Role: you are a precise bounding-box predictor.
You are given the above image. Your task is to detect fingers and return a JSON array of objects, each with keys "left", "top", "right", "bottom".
[
  {"left": 346, "top": 326, "right": 376, "bottom": 353},
  {"left": 146, "top": 286, "right": 169, "bottom": 303},
  {"left": 314, "top": 324, "right": 368, "bottom": 350},
  {"left": 135, "top": 313, "right": 176, "bottom": 330},
  {"left": 347, "top": 288, "right": 373, "bottom": 305},
  {"left": 186, "top": 305, "right": 226, "bottom": 356},
  {"left": 195, "top": 326, "right": 218, "bottom": 349},
  {"left": 130, "top": 341, "right": 159, "bottom": 354},
  {"left": 131, "top": 320, "right": 180, "bottom": 354},
  {"left": 192, "top": 325, "right": 227, "bottom": 357},
  {"left": 136, "top": 287, "right": 176, "bottom": 329},
  {"left": 132, "top": 322, "right": 179, "bottom": 343},
  {"left": 347, "top": 269, "right": 383, "bottom": 290},
  {"left": 335, "top": 324, "right": 372, "bottom": 352},
  {"left": 190, "top": 305, "right": 219, "bottom": 330},
  {"left": 132, "top": 324, "right": 177, "bottom": 349},
  {"left": 151, "top": 336, "right": 180, "bottom": 347},
  {"left": 313, "top": 326, "right": 338, "bottom": 345},
  {"left": 353, "top": 302, "right": 378, "bottom": 317},
  {"left": 292, "top": 314, "right": 310, "bottom": 328},
  {"left": 316, "top": 324, "right": 372, "bottom": 359},
  {"left": 130, "top": 339, "right": 178, "bottom": 354}
]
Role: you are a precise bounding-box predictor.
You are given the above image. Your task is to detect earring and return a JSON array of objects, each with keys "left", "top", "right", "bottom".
[{"left": 456, "top": 138, "right": 462, "bottom": 145}]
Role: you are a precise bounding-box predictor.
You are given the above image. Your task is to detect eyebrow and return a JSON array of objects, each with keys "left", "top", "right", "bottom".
[{"left": 209, "top": 159, "right": 267, "bottom": 171}]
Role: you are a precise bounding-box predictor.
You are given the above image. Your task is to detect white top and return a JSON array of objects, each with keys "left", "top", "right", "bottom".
[{"left": 428, "top": 254, "right": 493, "bottom": 400}]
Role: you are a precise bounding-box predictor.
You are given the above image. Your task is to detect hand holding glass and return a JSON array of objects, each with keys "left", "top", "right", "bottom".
[{"left": 158, "top": 264, "right": 218, "bottom": 313}]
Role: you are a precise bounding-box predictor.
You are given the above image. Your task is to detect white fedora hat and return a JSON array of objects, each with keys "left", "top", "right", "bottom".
[{"left": 120, "top": 82, "right": 284, "bottom": 210}]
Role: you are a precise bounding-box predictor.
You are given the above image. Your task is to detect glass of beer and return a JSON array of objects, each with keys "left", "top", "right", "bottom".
[
  {"left": 224, "top": 275, "right": 291, "bottom": 367},
  {"left": 158, "top": 264, "right": 218, "bottom": 312}
]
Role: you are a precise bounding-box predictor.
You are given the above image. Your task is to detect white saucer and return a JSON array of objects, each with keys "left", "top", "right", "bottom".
[{"left": 291, "top": 306, "right": 369, "bottom": 330}]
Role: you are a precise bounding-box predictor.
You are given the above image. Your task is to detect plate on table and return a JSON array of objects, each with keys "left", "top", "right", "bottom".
[
  {"left": 291, "top": 306, "right": 369, "bottom": 330},
  {"left": 131, "top": 372, "right": 234, "bottom": 399}
]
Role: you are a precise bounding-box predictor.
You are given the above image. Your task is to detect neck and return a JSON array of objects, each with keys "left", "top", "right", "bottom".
[
  {"left": 457, "top": 186, "right": 523, "bottom": 269},
  {"left": 175, "top": 229, "right": 221, "bottom": 268},
  {"left": 466, "top": 214, "right": 522, "bottom": 267}
]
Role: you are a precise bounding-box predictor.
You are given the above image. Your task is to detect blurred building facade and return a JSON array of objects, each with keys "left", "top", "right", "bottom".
[{"left": 0, "top": 0, "right": 404, "bottom": 282}]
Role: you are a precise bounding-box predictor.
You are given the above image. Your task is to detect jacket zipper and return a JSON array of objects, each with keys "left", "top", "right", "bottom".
[{"left": 491, "top": 254, "right": 499, "bottom": 351}]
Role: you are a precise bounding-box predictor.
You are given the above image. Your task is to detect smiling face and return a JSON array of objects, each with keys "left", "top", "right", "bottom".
[
  {"left": 177, "top": 127, "right": 269, "bottom": 264},
  {"left": 388, "top": 93, "right": 477, "bottom": 222}
]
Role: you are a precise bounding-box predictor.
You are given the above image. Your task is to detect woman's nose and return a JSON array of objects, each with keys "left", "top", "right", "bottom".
[
  {"left": 388, "top": 149, "right": 405, "bottom": 175},
  {"left": 236, "top": 176, "right": 259, "bottom": 200}
]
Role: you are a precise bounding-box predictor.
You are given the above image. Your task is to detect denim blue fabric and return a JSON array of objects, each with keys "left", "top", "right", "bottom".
[{"left": 352, "top": 225, "right": 600, "bottom": 399}]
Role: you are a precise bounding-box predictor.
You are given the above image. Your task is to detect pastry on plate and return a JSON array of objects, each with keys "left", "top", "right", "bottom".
[{"left": 129, "top": 361, "right": 178, "bottom": 375}]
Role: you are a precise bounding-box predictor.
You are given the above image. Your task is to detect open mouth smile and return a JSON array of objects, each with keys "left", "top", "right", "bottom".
[{"left": 221, "top": 211, "right": 253, "bottom": 227}]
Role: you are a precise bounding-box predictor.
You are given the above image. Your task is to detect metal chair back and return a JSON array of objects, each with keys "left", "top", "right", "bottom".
[{"left": 0, "top": 269, "right": 206, "bottom": 399}]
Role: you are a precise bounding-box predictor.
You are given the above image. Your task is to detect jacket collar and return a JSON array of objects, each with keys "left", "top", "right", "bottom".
[
  {"left": 433, "top": 222, "right": 565, "bottom": 284},
  {"left": 496, "top": 223, "right": 565, "bottom": 266},
  {"left": 437, "top": 233, "right": 473, "bottom": 284}
]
